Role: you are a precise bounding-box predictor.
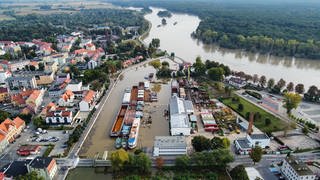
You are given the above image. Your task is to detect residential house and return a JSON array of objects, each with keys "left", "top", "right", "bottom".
[
  {"left": 0, "top": 87, "right": 9, "bottom": 102},
  {"left": 45, "top": 109, "right": 74, "bottom": 125},
  {"left": 79, "top": 39, "right": 92, "bottom": 48},
  {"left": 85, "top": 43, "right": 96, "bottom": 51},
  {"left": 25, "top": 89, "right": 45, "bottom": 113},
  {"left": 122, "top": 56, "right": 143, "bottom": 68},
  {"left": 226, "top": 76, "right": 247, "bottom": 89},
  {"left": 0, "top": 157, "right": 57, "bottom": 180},
  {"left": 45, "top": 61, "right": 58, "bottom": 73},
  {"left": 8, "top": 60, "right": 30, "bottom": 71},
  {"left": 56, "top": 73, "right": 70, "bottom": 84},
  {"left": 0, "top": 117, "right": 25, "bottom": 153},
  {"left": 32, "top": 39, "right": 53, "bottom": 56},
  {"left": 66, "top": 81, "right": 82, "bottom": 92},
  {"left": 48, "top": 79, "right": 70, "bottom": 97},
  {"left": 281, "top": 155, "right": 316, "bottom": 180},
  {"left": 79, "top": 90, "right": 96, "bottom": 112},
  {"left": 28, "top": 157, "right": 58, "bottom": 180},
  {"left": 5, "top": 76, "right": 37, "bottom": 91},
  {"left": 29, "top": 61, "right": 39, "bottom": 69},
  {"left": 11, "top": 90, "right": 34, "bottom": 107},
  {"left": 34, "top": 71, "right": 55, "bottom": 86},
  {"left": 235, "top": 134, "right": 270, "bottom": 155},
  {"left": 0, "top": 70, "right": 12, "bottom": 84},
  {"left": 40, "top": 102, "right": 56, "bottom": 119},
  {"left": 58, "top": 90, "right": 75, "bottom": 107}
]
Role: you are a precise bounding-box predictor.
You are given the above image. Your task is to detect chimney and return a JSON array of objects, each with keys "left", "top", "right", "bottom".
[{"left": 247, "top": 112, "right": 254, "bottom": 135}]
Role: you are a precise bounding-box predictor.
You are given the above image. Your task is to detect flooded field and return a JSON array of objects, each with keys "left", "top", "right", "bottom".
[{"left": 79, "top": 60, "right": 171, "bottom": 157}]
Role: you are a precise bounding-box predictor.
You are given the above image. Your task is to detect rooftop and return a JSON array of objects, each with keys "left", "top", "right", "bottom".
[
  {"left": 249, "top": 134, "right": 269, "bottom": 140},
  {"left": 0, "top": 160, "right": 31, "bottom": 178},
  {"left": 29, "top": 157, "right": 53, "bottom": 169},
  {"left": 236, "top": 138, "right": 251, "bottom": 149},
  {"left": 285, "top": 155, "right": 314, "bottom": 176},
  {"left": 154, "top": 136, "right": 187, "bottom": 148}
]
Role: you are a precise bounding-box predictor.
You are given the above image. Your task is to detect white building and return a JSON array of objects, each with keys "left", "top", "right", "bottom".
[
  {"left": 5, "top": 76, "right": 38, "bottom": 91},
  {"left": 281, "top": 155, "right": 316, "bottom": 180},
  {"left": 153, "top": 136, "right": 187, "bottom": 156},
  {"left": 66, "top": 81, "right": 82, "bottom": 92},
  {"left": 45, "top": 110, "right": 73, "bottom": 125},
  {"left": 79, "top": 90, "right": 96, "bottom": 112},
  {"left": 0, "top": 70, "right": 12, "bottom": 84},
  {"left": 235, "top": 134, "right": 270, "bottom": 155},
  {"left": 87, "top": 59, "right": 98, "bottom": 69},
  {"left": 169, "top": 95, "right": 193, "bottom": 136},
  {"left": 58, "top": 90, "right": 75, "bottom": 107}
]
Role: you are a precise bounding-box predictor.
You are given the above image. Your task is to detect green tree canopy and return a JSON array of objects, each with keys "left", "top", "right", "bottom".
[
  {"left": 283, "top": 92, "right": 302, "bottom": 114},
  {"left": 250, "top": 146, "right": 263, "bottom": 164}
]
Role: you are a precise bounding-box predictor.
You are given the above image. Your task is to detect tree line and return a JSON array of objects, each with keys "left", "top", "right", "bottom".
[
  {"left": 112, "top": 0, "right": 320, "bottom": 60},
  {"left": 0, "top": 9, "right": 148, "bottom": 41}
]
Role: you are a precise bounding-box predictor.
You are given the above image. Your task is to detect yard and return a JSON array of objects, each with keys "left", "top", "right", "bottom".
[{"left": 221, "top": 95, "right": 287, "bottom": 133}]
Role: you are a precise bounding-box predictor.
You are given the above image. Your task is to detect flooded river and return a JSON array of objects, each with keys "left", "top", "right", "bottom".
[{"left": 143, "top": 7, "right": 320, "bottom": 88}]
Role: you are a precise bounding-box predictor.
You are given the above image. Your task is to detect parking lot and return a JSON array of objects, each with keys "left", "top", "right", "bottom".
[
  {"left": 28, "top": 130, "right": 70, "bottom": 156},
  {"left": 0, "top": 128, "right": 69, "bottom": 167}
]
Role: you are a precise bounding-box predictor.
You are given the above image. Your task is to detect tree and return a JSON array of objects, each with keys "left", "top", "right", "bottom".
[
  {"left": 191, "top": 135, "right": 211, "bottom": 152},
  {"left": 238, "top": 103, "right": 244, "bottom": 111},
  {"left": 38, "top": 62, "right": 45, "bottom": 71},
  {"left": 230, "top": 165, "right": 249, "bottom": 180},
  {"left": 155, "top": 157, "right": 164, "bottom": 170},
  {"left": 175, "top": 155, "right": 190, "bottom": 169},
  {"left": 133, "top": 152, "right": 152, "bottom": 174},
  {"left": 193, "top": 56, "right": 206, "bottom": 76},
  {"left": 151, "top": 38, "right": 160, "bottom": 48},
  {"left": 29, "top": 65, "right": 36, "bottom": 71},
  {"left": 250, "top": 146, "right": 263, "bottom": 164},
  {"left": 295, "top": 84, "right": 305, "bottom": 94},
  {"left": 211, "top": 137, "right": 223, "bottom": 149},
  {"left": 110, "top": 149, "right": 129, "bottom": 172},
  {"left": 0, "top": 110, "right": 10, "bottom": 123},
  {"left": 149, "top": 59, "right": 161, "bottom": 70},
  {"left": 17, "top": 171, "right": 44, "bottom": 180},
  {"left": 252, "top": 74, "right": 259, "bottom": 83},
  {"left": 277, "top": 78, "right": 286, "bottom": 89},
  {"left": 222, "top": 137, "right": 230, "bottom": 148},
  {"left": 208, "top": 67, "right": 224, "bottom": 81},
  {"left": 302, "top": 125, "right": 309, "bottom": 135},
  {"left": 265, "top": 118, "right": 271, "bottom": 126},
  {"left": 259, "top": 75, "right": 267, "bottom": 87},
  {"left": 33, "top": 117, "right": 44, "bottom": 128},
  {"left": 161, "top": 61, "right": 169, "bottom": 67},
  {"left": 267, "top": 78, "right": 275, "bottom": 89},
  {"left": 287, "top": 82, "right": 294, "bottom": 92},
  {"left": 283, "top": 93, "right": 302, "bottom": 114}
]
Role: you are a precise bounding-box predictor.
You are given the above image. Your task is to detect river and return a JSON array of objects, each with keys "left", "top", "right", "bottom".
[{"left": 143, "top": 7, "right": 320, "bottom": 88}]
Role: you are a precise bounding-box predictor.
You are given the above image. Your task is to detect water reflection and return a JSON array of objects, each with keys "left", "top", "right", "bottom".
[{"left": 143, "top": 7, "right": 320, "bottom": 87}]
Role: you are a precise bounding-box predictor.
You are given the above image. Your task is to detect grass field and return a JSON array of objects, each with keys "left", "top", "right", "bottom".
[
  {"left": 221, "top": 95, "right": 287, "bottom": 133},
  {"left": 0, "top": 1, "right": 114, "bottom": 20}
]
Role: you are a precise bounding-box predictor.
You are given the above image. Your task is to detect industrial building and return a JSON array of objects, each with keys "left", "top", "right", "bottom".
[
  {"left": 153, "top": 136, "right": 187, "bottom": 156},
  {"left": 235, "top": 134, "right": 270, "bottom": 155},
  {"left": 169, "top": 95, "right": 194, "bottom": 136}
]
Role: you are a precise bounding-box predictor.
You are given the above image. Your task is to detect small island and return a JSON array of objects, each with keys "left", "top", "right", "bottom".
[
  {"left": 161, "top": 18, "right": 167, "bottom": 25},
  {"left": 157, "top": 10, "right": 172, "bottom": 18}
]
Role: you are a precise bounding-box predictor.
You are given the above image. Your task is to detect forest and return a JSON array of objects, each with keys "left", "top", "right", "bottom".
[
  {"left": 0, "top": 8, "right": 148, "bottom": 41},
  {"left": 111, "top": 0, "right": 320, "bottom": 59}
]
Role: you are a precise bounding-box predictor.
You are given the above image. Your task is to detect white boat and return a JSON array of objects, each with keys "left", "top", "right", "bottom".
[
  {"left": 128, "top": 118, "right": 140, "bottom": 149},
  {"left": 122, "top": 88, "right": 131, "bottom": 105}
]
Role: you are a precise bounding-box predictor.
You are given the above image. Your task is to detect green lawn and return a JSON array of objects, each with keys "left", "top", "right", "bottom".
[{"left": 221, "top": 95, "right": 287, "bottom": 133}]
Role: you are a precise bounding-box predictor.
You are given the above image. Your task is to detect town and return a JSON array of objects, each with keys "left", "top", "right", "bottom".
[{"left": 0, "top": 1, "right": 320, "bottom": 180}]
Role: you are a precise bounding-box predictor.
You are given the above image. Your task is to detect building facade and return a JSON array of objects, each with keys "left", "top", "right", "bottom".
[{"left": 281, "top": 155, "right": 316, "bottom": 180}]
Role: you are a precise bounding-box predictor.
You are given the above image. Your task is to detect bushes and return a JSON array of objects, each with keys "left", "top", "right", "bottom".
[
  {"left": 230, "top": 165, "right": 249, "bottom": 180},
  {"left": 245, "top": 90, "right": 262, "bottom": 99},
  {"left": 43, "top": 144, "right": 54, "bottom": 157}
]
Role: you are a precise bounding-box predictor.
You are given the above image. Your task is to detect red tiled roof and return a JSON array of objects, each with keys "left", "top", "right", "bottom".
[
  {"left": 83, "top": 90, "right": 95, "bottom": 103},
  {"left": 28, "top": 90, "right": 41, "bottom": 101},
  {"left": 13, "top": 117, "right": 25, "bottom": 129}
]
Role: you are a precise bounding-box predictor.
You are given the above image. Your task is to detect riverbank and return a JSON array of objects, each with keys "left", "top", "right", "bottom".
[{"left": 142, "top": 7, "right": 320, "bottom": 88}]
